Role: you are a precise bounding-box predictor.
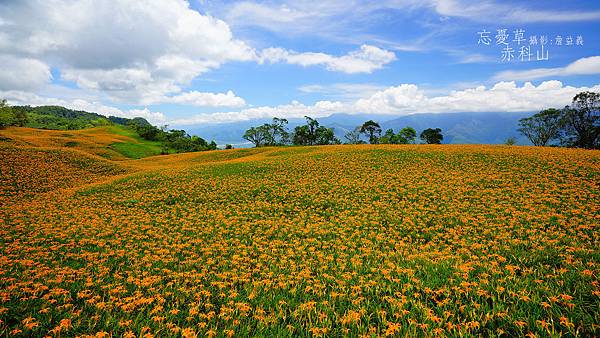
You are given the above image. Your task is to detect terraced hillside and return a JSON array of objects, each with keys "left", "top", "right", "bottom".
[{"left": 0, "top": 127, "right": 599, "bottom": 337}]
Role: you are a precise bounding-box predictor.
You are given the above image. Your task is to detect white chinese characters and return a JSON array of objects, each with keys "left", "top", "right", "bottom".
[{"left": 477, "top": 29, "right": 584, "bottom": 63}]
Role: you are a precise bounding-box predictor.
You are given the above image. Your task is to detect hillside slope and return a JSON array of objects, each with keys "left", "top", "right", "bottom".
[
  {"left": 1, "top": 138, "right": 599, "bottom": 336},
  {"left": 0, "top": 125, "right": 163, "bottom": 160}
]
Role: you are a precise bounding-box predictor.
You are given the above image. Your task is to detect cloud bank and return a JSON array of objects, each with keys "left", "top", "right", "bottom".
[
  {"left": 493, "top": 56, "right": 600, "bottom": 81},
  {"left": 171, "top": 81, "right": 600, "bottom": 125}
]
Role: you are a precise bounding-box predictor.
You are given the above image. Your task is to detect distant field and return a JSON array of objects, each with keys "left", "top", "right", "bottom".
[{"left": 0, "top": 129, "right": 599, "bottom": 337}]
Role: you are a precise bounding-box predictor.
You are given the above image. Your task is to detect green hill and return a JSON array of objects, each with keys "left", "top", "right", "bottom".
[{"left": 0, "top": 103, "right": 218, "bottom": 157}]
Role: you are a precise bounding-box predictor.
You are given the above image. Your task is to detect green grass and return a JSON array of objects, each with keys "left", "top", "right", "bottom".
[
  {"left": 107, "top": 125, "right": 164, "bottom": 159},
  {"left": 109, "top": 142, "right": 162, "bottom": 159}
]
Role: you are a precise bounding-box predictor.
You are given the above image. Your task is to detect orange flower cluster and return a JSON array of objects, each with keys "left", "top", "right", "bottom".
[{"left": 1, "top": 138, "right": 598, "bottom": 336}]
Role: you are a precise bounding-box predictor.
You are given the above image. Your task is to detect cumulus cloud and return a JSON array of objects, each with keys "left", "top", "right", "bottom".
[
  {"left": 0, "top": 55, "right": 52, "bottom": 91},
  {"left": 0, "top": 0, "right": 395, "bottom": 107},
  {"left": 148, "top": 90, "right": 247, "bottom": 108},
  {"left": 493, "top": 56, "right": 600, "bottom": 81},
  {"left": 1, "top": 90, "right": 166, "bottom": 125},
  {"left": 172, "top": 80, "right": 600, "bottom": 125},
  {"left": 170, "top": 100, "right": 346, "bottom": 125},
  {"left": 299, "top": 83, "right": 386, "bottom": 100},
  {"left": 354, "top": 81, "right": 600, "bottom": 114},
  {"left": 0, "top": 0, "right": 255, "bottom": 103},
  {"left": 258, "top": 45, "right": 396, "bottom": 74}
]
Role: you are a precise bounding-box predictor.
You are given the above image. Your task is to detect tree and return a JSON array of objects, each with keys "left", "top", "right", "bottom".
[
  {"left": 518, "top": 108, "right": 564, "bottom": 146},
  {"left": 562, "top": 91, "right": 599, "bottom": 149},
  {"left": 314, "top": 126, "right": 339, "bottom": 145},
  {"left": 305, "top": 116, "right": 320, "bottom": 145},
  {"left": 360, "top": 120, "right": 381, "bottom": 144},
  {"left": 262, "top": 117, "right": 289, "bottom": 146},
  {"left": 292, "top": 125, "right": 311, "bottom": 145},
  {"left": 243, "top": 126, "right": 266, "bottom": 147},
  {"left": 292, "top": 117, "right": 338, "bottom": 146},
  {"left": 396, "top": 127, "right": 417, "bottom": 144},
  {"left": 13, "top": 109, "right": 28, "bottom": 127},
  {"left": 504, "top": 137, "right": 517, "bottom": 146},
  {"left": 420, "top": 128, "right": 443, "bottom": 144},
  {"left": 379, "top": 129, "right": 395, "bottom": 144},
  {"left": 0, "top": 99, "right": 15, "bottom": 128},
  {"left": 134, "top": 124, "right": 161, "bottom": 141},
  {"left": 344, "top": 127, "right": 363, "bottom": 144},
  {"left": 293, "top": 117, "right": 319, "bottom": 145}
]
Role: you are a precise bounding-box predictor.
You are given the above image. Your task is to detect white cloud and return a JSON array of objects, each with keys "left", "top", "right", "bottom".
[
  {"left": 223, "top": 1, "right": 428, "bottom": 46},
  {"left": 493, "top": 56, "right": 600, "bottom": 81},
  {"left": 258, "top": 45, "right": 396, "bottom": 74},
  {"left": 355, "top": 80, "right": 600, "bottom": 114},
  {"left": 355, "top": 84, "right": 426, "bottom": 114},
  {"left": 148, "top": 90, "right": 247, "bottom": 108},
  {"left": 299, "top": 83, "right": 387, "bottom": 100},
  {"left": 123, "top": 108, "right": 168, "bottom": 124},
  {"left": 0, "top": 0, "right": 255, "bottom": 103},
  {"left": 0, "top": 55, "right": 52, "bottom": 91},
  {"left": 224, "top": 0, "right": 600, "bottom": 39},
  {"left": 170, "top": 100, "right": 347, "bottom": 125},
  {"left": 434, "top": 0, "right": 600, "bottom": 23},
  {"left": 171, "top": 80, "right": 600, "bottom": 125},
  {"left": 1, "top": 90, "right": 166, "bottom": 125}
]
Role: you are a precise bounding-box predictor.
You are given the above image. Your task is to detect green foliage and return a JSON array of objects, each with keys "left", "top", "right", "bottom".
[
  {"left": 379, "top": 128, "right": 395, "bottom": 144},
  {"left": 518, "top": 108, "right": 565, "bottom": 147},
  {"left": 359, "top": 120, "right": 382, "bottom": 144},
  {"left": 264, "top": 117, "right": 290, "bottom": 146},
  {"left": 161, "top": 129, "right": 216, "bottom": 153},
  {"left": 504, "top": 137, "right": 517, "bottom": 146},
  {"left": 379, "top": 127, "right": 417, "bottom": 144},
  {"left": 292, "top": 116, "right": 339, "bottom": 146},
  {"left": 243, "top": 126, "right": 265, "bottom": 147},
  {"left": 243, "top": 116, "right": 339, "bottom": 147},
  {"left": 0, "top": 101, "right": 14, "bottom": 129},
  {"left": 420, "top": 128, "right": 443, "bottom": 144},
  {"left": 518, "top": 91, "right": 599, "bottom": 149},
  {"left": 563, "top": 91, "right": 599, "bottom": 149},
  {"left": 396, "top": 127, "right": 417, "bottom": 144}
]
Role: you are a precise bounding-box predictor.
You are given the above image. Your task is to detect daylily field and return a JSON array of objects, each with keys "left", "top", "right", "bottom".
[{"left": 1, "top": 128, "right": 599, "bottom": 337}]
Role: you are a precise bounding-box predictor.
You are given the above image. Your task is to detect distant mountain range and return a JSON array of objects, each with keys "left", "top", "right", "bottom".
[{"left": 183, "top": 111, "right": 534, "bottom": 147}]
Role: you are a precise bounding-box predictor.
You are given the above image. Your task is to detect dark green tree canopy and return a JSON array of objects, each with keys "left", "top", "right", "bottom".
[
  {"left": 518, "top": 108, "right": 564, "bottom": 147},
  {"left": 420, "top": 128, "right": 443, "bottom": 144},
  {"left": 359, "top": 120, "right": 382, "bottom": 144},
  {"left": 243, "top": 116, "right": 339, "bottom": 147},
  {"left": 563, "top": 91, "right": 599, "bottom": 149},
  {"left": 517, "top": 91, "right": 599, "bottom": 149}
]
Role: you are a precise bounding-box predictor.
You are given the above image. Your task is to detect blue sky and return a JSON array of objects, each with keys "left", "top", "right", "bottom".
[{"left": 0, "top": 0, "right": 599, "bottom": 127}]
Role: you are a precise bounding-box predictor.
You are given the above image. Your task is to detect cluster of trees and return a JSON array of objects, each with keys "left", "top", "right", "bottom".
[
  {"left": 0, "top": 102, "right": 125, "bottom": 130},
  {"left": 128, "top": 119, "right": 217, "bottom": 153},
  {"left": 243, "top": 116, "right": 444, "bottom": 147},
  {"left": 243, "top": 117, "right": 340, "bottom": 147},
  {"left": 0, "top": 99, "right": 29, "bottom": 128},
  {"left": 518, "top": 91, "right": 599, "bottom": 149},
  {"left": 344, "top": 120, "right": 443, "bottom": 145}
]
